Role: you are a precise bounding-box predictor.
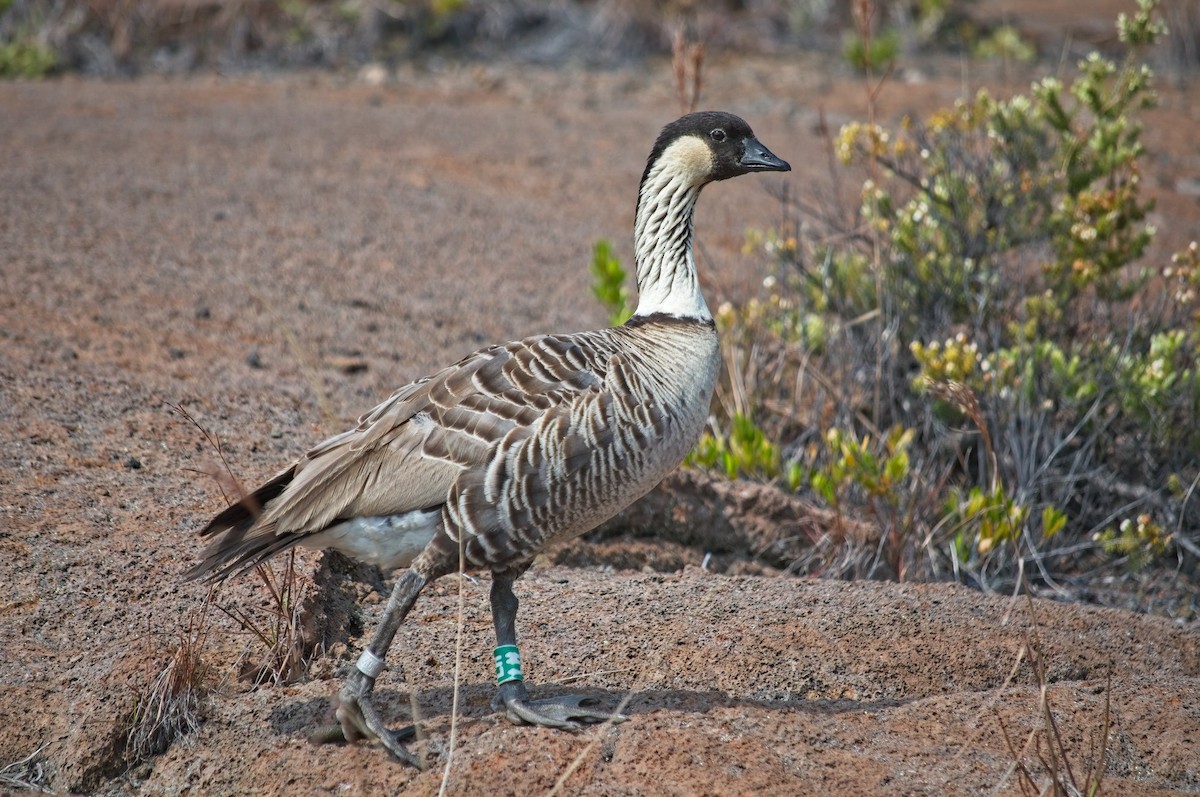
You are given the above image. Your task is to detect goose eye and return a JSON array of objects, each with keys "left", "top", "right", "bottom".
[{"left": 709, "top": 128, "right": 727, "bottom": 143}]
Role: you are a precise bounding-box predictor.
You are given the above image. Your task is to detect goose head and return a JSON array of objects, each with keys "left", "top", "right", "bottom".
[
  {"left": 631, "top": 111, "right": 789, "bottom": 322},
  {"left": 641, "top": 111, "right": 791, "bottom": 190}
]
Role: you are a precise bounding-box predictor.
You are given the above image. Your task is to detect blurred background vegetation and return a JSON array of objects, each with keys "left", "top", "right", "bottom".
[{"left": 2, "top": 0, "right": 1199, "bottom": 78}]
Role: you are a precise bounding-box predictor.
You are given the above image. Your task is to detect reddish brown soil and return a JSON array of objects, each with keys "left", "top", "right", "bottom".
[{"left": 3, "top": 50, "right": 1199, "bottom": 796}]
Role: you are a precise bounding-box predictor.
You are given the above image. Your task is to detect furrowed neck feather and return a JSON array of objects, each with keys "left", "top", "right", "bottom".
[{"left": 630, "top": 141, "right": 711, "bottom": 322}]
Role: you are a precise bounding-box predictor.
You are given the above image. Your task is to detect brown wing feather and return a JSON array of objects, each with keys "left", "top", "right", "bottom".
[{"left": 189, "top": 331, "right": 619, "bottom": 579}]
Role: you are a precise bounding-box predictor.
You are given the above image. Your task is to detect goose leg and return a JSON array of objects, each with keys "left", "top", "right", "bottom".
[
  {"left": 488, "top": 572, "right": 627, "bottom": 729},
  {"left": 313, "top": 568, "right": 427, "bottom": 767}
]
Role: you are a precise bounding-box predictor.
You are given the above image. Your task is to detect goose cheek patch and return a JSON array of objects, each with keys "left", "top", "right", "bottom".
[{"left": 656, "top": 135, "right": 715, "bottom": 185}]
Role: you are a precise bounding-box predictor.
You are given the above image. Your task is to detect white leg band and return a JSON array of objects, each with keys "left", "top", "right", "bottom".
[{"left": 356, "top": 649, "right": 387, "bottom": 679}]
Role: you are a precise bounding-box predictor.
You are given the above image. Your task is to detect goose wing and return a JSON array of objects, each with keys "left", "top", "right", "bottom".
[
  {"left": 268, "top": 332, "right": 611, "bottom": 534},
  {"left": 189, "top": 331, "right": 617, "bottom": 579}
]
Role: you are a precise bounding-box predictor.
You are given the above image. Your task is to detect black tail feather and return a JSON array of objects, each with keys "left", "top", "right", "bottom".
[
  {"left": 185, "top": 466, "right": 299, "bottom": 582},
  {"left": 185, "top": 529, "right": 309, "bottom": 583},
  {"left": 199, "top": 467, "right": 295, "bottom": 539}
]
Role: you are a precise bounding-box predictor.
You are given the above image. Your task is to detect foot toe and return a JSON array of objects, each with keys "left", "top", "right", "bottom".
[
  {"left": 317, "top": 688, "right": 422, "bottom": 768},
  {"left": 502, "top": 693, "right": 626, "bottom": 729},
  {"left": 532, "top": 694, "right": 628, "bottom": 725}
]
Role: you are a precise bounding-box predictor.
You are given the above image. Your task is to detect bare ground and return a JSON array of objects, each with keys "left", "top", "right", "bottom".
[{"left": 3, "top": 52, "right": 1200, "bottom": 796}]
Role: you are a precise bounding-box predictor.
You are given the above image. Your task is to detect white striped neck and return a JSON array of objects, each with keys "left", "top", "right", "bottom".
[{"left": 630, "top": 135, "right": 711, "bottom": 323}]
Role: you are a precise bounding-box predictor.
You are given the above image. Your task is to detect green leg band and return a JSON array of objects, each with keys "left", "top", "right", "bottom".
[{"left": 494, "top": 644, "right": 524, "bottom": 685}]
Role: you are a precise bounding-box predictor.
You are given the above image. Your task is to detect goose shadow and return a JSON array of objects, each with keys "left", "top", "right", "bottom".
[{"left": 267, "top": 682, "right": 908, "bottom": 738}]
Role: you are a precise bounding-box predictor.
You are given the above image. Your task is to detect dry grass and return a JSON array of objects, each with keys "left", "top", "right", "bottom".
[
  {"left": 169, "top": 400, "right": 318, "bottom": 687},
  {"left": 214, "top": 551, "right": 317, "bottom": 687},
  {"left": 933, "top": 581, "right": 1116, "bottom": 796},
  {"left": 963, "top": 576, "right": 1116, "bottom": 797},
  {"left": 167, "top": 400, "right": 250, "bottom": 512},
  {"left": 125, "top": 594, "right": 212, "bottom": 763},
  {"left": 0, "top": 742, "right": 52, "bottom": 793},
  {"left": 436, "top": 540, "right": 471, "bottom": 791},
  {"left": 997, "top": 623, "right": 1113, "bottom": 796}
]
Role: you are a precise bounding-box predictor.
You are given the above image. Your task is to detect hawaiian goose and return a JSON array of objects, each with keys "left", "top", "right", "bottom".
[{"left": 188, "top": 111, "right": 789, "bottom": 765}]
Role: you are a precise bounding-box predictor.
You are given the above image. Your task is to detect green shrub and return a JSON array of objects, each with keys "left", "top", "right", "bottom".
[
  {"left": 686, "top": 412, "right": 787, "bottom": 485},
  {"left": 1093, "top": 513, "right": 1171, "bottom": 571},
  {"left": 973, "top": 25, "right": 1035, "bottom": 62},
  {"left": 815, "top": 0, "right": 1185, "bottom": 583},
  {"left": 0, "top": 36, "right": 55, "bottom": 78},
  {"left": 590, "top": 240, "right": 634, "bottom": 326},
  {"left": 843, "top": 27, "right": 899, "bottom": 73},
  {"left": 592, "top": 1, "right": 1189, "bottom": 593}
]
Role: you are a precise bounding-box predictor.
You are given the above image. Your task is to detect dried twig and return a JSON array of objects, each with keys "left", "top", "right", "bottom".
[{"left": 671, "top": 27, "right": 704, "bottom": 114}]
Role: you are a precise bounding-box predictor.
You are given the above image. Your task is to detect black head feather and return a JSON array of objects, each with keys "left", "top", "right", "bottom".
[{"left": 641, "top": 111, "right": 790, "bottom": 187}]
